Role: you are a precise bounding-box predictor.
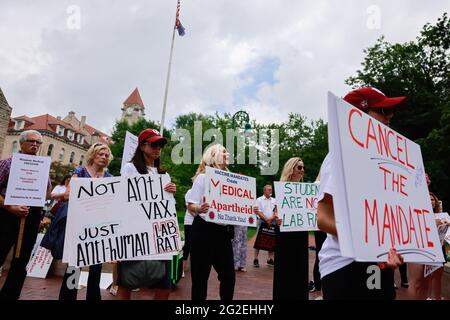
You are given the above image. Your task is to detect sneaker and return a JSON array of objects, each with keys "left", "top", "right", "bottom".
[
  {"left": 109, "top": 285, "right": 118, "bottom": 296},
  {"left": 266, "top": 259, "right": 274, "bottom": 266},
  {"left": 132, "top": 288, "right": 140, "bottom": 292},
  {"left": 253, "top": 259, "right": 260, "bottom": 268},
  {"left": 308, "top": 281, "right": 316, "bottom": 293},
  {"left": 182, "top": 271, "right": 185, "bottom": 278},
  {"left": 314, "top": 295, "right": 323, "bottom": 300},
  {"left": 401, "top": 282, "right": 409, "bottom": 288},
  {"left": 394, "top": 283, "right": 398, "bottom": 290}
]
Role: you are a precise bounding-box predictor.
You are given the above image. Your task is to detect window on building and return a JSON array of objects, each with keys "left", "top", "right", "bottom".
[
  {"left": 69, "top": 151, "right": 75, "bottom": 163},
  {"left": 79, "top": 155, "right": 85, "bottom": 166},
  {"left": 77, "top": 134, "right": 84, "bottom": 144},
  {"left": 14, "top": 120, "right": 24, "bottom": 130},
  {"left": 59, "top": 148, "right": 65, "bottom": 161},
  {"left": 47, "top": 144, "right": 54, "bottom": 156},
  {"left": 56, "top": 125, "right": 65, "bottom": 136},
  {"left": 11, "top": 141, "right": 18, "bottom": 153},
  {"left": 67, "top": 130, "right": 74, "bottom": 141}
]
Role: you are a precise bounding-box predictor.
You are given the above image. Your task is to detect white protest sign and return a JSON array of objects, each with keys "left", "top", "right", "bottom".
[
  {"left": 63, "top": 174, "right": 181, "bottom": 267},
  {"left": 274, "top": 182, "right": 319, "bottom": 232},
  {"left": 120, "top": 131, "right": 138, "bottom": 176},
  {"left": 4, "top": 153, "right": 51, "bottom": 207},
  {"left": 26, "top": 233, "right": 53, "bottom": 278},
  {"left": 424, "top": 263, "right": 442, "bottom": 278},
  {"left": 327, "top": 91, "right": 443, "bottom": 263},
  {"left": 204, "top": 166, "right": 257, "bottom": 227}
]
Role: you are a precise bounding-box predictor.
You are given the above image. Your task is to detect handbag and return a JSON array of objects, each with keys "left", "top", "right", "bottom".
[
  {"left": 41, "top": 201, "right": 69, "bottom": 259},
  {"left": 119, "top": 260, "right": 166, "bottom": 289}
]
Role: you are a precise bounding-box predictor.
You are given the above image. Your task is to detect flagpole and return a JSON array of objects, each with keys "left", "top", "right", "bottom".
[{"left": 160, "top": 25, "right": 176, "bottom": 136}]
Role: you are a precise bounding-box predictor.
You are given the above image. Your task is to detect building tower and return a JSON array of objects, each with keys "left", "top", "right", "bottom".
[{"left": 121, "top": 87, "right": 145, "bottom": 125}]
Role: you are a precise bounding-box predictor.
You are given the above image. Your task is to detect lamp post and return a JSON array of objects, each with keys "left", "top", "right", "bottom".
[{"left": 231, "top": 110, "right": 253, "bottom": 137}]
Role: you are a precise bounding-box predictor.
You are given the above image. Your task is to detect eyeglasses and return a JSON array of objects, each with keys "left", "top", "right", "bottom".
[
  {"left": 297, "top": 165, "right": 305, "bottom": 171},
  {"left": 143, "top": 141, "right": 165, "bottom": 148},
  {"left": 25, "top": 139, "right": 43, "bottom": 145}
]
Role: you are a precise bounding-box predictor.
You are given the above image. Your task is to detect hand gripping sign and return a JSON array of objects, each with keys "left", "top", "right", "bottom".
[
  {"left": 204, "top": 166, "right": 257, "bottom": 227},
  {"left": 327, "top": 92, "right": 444, "bottom": 263}
]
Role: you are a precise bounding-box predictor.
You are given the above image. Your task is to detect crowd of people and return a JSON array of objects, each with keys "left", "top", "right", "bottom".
[{"left": 0, "top": 87, "right": 447, "bottom": 301}]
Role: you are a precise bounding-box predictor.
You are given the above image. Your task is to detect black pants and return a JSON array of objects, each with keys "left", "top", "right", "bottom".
[
  {"left": 399, "top": 263, "right": 408, "bottom": 284},
  {"left": 182, "top": 224, "right": 192, "bottom": 261},
  {"left": 313, "top": 231, "right": 327, "bottom": 291},
  {"left": 0, "top": 207, "right": 42, "bottom": 300},
  {"left": 322, "top": 261, "right": 395, "bottom": 300},
  {"left": 59, "top": 264, "right": 102, "bottom": 300},
  {"left": 190, "top": 216, "right": 235, "bottom": 300},
  {"left": 273, "top": 228, "right": 308, "bottom": 300}
]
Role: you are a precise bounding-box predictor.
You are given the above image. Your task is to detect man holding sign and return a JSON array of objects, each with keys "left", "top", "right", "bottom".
[
  {"left": 317, "top": 88, "right": 407, "bottom": 300},
  {"left": 0, "top": 130, "right": 51, "bottom": 300}
]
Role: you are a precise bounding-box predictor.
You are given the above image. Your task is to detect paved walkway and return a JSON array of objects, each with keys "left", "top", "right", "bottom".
[{"left": 1, "top": 234, "right": 449, "bottom": 300}]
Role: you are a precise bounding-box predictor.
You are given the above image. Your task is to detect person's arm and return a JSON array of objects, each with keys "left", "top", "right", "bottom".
[
  {"left": 317, "top": 193, "right": 337, "bottom": 236},
  {"left": 188, "top": 200, "right": 210, "bottom": 215}
]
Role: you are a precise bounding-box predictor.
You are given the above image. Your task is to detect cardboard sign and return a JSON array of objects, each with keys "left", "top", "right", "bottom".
[
  {"left": 274, "top": 182, "right": 319, "bottom": 232},
  {"left": 63, "top": 174, "right": 181, "bottom": 267},
  {"left": 4, "top": 153, "right": 51, "bottom": 207},
  {"left": 120, "top": 131, "right": 138, "bottom": 176},
  {"left": 253, "top": 223, "right": 276, "bottom": 251},
  {"left": 204, "top": 166, "right": 257, "bottom": 227},
  {"left": 327, "top": 92, "right": 444, "bottom": 263},
  {"left": 26, "top": 233, "right": 53, "bottom": 278}
]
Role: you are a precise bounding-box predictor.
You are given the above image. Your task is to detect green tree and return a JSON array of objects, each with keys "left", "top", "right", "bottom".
[
  {"left": 346, "top": 12, "right": 450, "bottom": 208},
  {"left": 49, "top": 161, "right": 75, "bottom": 186}
]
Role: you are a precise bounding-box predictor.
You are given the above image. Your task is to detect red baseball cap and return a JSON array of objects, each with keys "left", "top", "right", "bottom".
[
  {"left": 343, "top": 87, "right": 406, "bottom": 110},
  {"left": 138, "top": 129, "right": 167, "bottom": 145}
]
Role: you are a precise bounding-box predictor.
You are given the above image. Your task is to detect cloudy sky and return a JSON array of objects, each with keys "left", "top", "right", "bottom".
[{"left": 0, "top": 0, "right": 447, "bottom": 134}]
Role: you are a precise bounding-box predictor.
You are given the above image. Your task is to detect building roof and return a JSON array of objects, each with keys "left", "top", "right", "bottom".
[
  {"left": 123, "top": 87, "right": 144, "bottom": 108},
  {"left": 0, "top": 88, "right": 12, "bottom": 110}
]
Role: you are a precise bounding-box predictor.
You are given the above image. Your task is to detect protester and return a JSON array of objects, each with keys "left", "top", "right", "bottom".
[
  {"left": 58, "top": 142, "right": 113, "bottom": 300},
  {"left": 317, "top": 87, "right": 405, "bottom": 300},
  {"left": 254, "top": 185, "right": 276, "bottom": 268},
  {"left": 0, "top": 130, "right": 52, "bottom": 300},
  {"left": 50, "top": 175, "right": 71, "bottom": 201},
  {"left": 187, "top": 144, "right": 235, "bottom": 300},
  {"left": 115, "top": 128, "right": 176, "bottom": 300},
  {"left": 273, "top": 157, "right": 309, "bottom": 300}
]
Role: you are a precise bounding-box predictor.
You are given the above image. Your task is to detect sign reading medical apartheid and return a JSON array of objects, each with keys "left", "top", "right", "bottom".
[
  {"left": 63, "top": 174, "right": 181, "bottom": 267},
  {"left": 204, "top": 166, "right": 257, "bottom": 226},
  {"left": 274, "top": 182, "right": 319, "bottom": 232},
  {"left": 327, "top": 92, "right": 444, "bottom": 263}
]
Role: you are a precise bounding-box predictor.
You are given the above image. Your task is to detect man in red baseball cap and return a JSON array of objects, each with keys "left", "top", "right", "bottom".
[
  {"left": 316, "top": 87, "right": 406, "bottom": 300},
  {"left": 138, "top": 129, "right": 167, "bottom": 147},
  {"left": 343, "top": 87, "right": 406, "bottom": 127}
]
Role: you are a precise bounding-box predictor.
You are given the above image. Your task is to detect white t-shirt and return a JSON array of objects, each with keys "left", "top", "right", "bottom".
[
  {"left": 51, "top": 185, "right": 66, "bottom": 196},
  {"left": 186, "top": 174, "right": 207, "bottom": 220},
  {"left": 257, "top": 195, "right": 276, "bottom": 220},
  {"left": 318, "top": 153, "right": 354, "bottom": 279},
  {"left": 122, "top": 162, "right": 159, "bottom": 176},
  {"left": 184, "top": 189, "right": 194, "bottom": 225}
]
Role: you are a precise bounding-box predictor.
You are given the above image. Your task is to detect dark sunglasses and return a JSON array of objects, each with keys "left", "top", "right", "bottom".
[
  {"left": 370, "top": 107, "right": 396, "bottom": 116},
  {"left": 297, "top": 165, "right": 305, "bottom": 171},
  {"left": 143, "top": 141, "right": 166, "bottom": 148},
  {"left": 25, "top": 139, "right": 43, "bottom": 145}
]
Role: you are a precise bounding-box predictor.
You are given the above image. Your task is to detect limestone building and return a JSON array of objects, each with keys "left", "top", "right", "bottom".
[{"left": 120, "top": 87, "right": 145, "bottom": 125}]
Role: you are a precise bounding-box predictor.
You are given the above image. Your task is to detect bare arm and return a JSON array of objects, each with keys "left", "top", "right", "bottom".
[{"left": 317, "top": 193, "right": 337, "bottom": 236}]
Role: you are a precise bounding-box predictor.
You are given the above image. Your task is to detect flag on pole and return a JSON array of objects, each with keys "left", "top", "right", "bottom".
[{"left": 175, "top": 0, "right": 186, "bottom": 36}]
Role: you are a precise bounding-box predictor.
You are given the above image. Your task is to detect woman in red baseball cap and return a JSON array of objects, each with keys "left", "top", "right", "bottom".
[
  {"left": 316, "top": 87, "right": 406, "bottom": 300},
  {"left": 115, "top": 128, "right": 176, "bottom": 300}
]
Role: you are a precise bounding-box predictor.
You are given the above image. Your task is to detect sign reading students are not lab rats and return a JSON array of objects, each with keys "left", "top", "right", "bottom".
[
  {"left": 327, "top": 92, "right": 444, "bottom": 263},
  {"left": 274, "top": 182, "right": 319, "bottom": 232},
  {"left": 63, "top": 174, "right": 181, "bottom": 267},
  {"left": 204, "top": 166, "right": 257, "bottom": 227}
]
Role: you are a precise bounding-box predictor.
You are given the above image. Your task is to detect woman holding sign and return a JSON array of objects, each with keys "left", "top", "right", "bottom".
[
  {"left": 187, "top": 144, "right": 236, "bottom": 300},
  {"left": 273, "top": 157, "right": 309, "bottom": 300},
  {"left": 317, "top": 87, "right": 405, "bottom": 300},
  {"left": 115, "top": 128, "right": 176, "bottom": 300},
  {"left": 59, "top": 142, "right": 113, "bottom": 300}
]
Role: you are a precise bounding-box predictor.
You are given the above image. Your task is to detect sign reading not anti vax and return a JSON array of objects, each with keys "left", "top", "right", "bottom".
[{"left": 204, "top": 166, "right": 257, "bottom": 227}]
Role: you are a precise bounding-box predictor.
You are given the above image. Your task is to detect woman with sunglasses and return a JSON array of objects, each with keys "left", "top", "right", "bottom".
[
  {"left": 115, "top": 128, "right": 176, "bottom": 300},
  {"left": 59, "top": 142, "right": 114, "bottom": 300},
  {"left": 317, "top": 87, "right": 405, "bottom": 300},
  {"left": 273, "top": 157, "right": 309, "bottom": 300}
]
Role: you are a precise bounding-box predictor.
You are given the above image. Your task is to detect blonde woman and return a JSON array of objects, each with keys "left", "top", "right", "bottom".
[
  {"left": 59, "top": 142, "right": 114, "bottom": 300},
  {"left": 186, "top": 144, "right": 235, "bottom": 300},
  {"left": 273, "top": 157, "right": 309, "bottom": 300}
]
